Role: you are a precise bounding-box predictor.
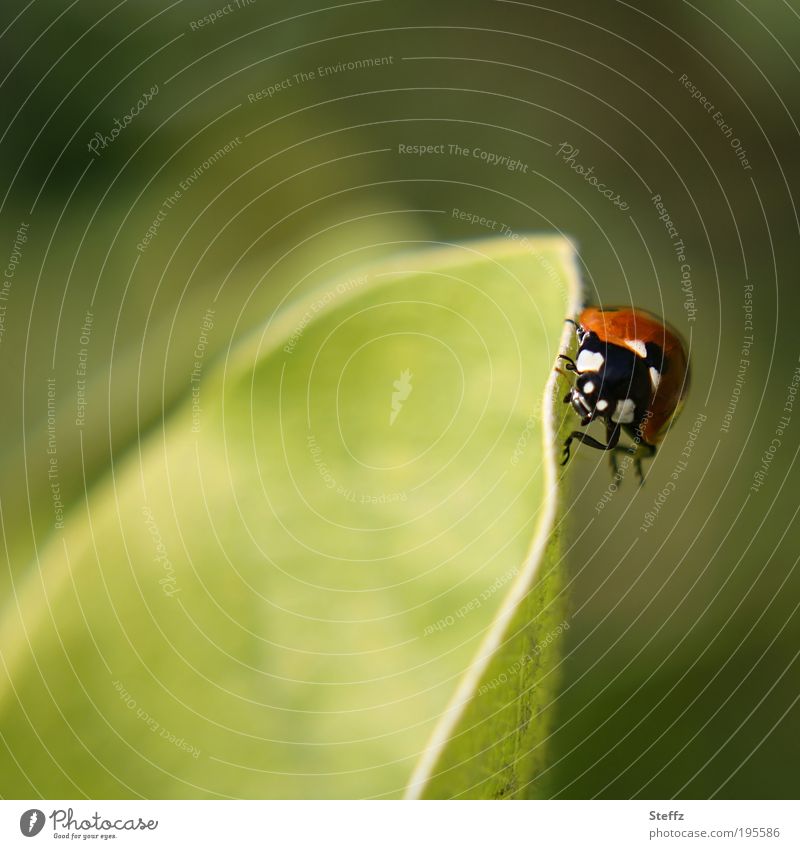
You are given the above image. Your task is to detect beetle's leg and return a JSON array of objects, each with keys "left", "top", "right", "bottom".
[
  {"left": 606, "top": 440, "right": 656, "bottom": 483},
  {"left": 633, "top": 442, "right": 657, "bottom": 485},
  {"left": 608, "top": 442, "right": 637, "bottom": 476},
  {"left": 561, "top": 421, "right": 620, "bottom": 466}
]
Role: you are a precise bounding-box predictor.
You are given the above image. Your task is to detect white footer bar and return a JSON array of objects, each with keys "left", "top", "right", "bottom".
[{"left": 2, "top": 800, "right": 796, "bottom": 848}]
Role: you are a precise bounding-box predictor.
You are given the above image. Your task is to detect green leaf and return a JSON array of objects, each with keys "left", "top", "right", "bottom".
[
  {"left": 405, "top": 244, "right": 581, "bottom": 800},
  {"left": 0, "top": 236, "right": 581, "bottom": 799}
]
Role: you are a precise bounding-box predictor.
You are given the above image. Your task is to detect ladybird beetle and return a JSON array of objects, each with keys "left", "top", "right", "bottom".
[{"left": 559, "top": 306, "right": 690, "bottom": 481}]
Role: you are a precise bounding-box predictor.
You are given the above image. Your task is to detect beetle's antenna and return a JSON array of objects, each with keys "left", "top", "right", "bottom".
[{"left": 557, "top": 354, "right": 577, "bottom": 371}]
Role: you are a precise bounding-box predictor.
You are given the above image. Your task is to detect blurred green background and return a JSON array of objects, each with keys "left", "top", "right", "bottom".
[{"left": 1, "top": 0, "right": 799, "bottom": 798}]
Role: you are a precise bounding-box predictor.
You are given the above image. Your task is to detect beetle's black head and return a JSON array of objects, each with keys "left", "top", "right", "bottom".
[{"left": 568, "top": 370, "right": 611, "bottom": 423}]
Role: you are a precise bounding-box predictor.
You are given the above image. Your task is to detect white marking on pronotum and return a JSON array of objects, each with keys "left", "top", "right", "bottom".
[
  {"left": 611, "top": 398, "right": 636, "bottom": 423},
  {"left": 596, "top": 399, "right": 609, "bottom": 411},
  {"left": 583, "top": 380, "right": 595, "bottom": 394},
  {"left": 649, "top": 367, "right": 661, "bottom": 390},
  {"left": 626, "top": 339, "right": 647, "bottom": 358},
  {"left": 576, "top": 350, "right": 604, "bottom": 372}
]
